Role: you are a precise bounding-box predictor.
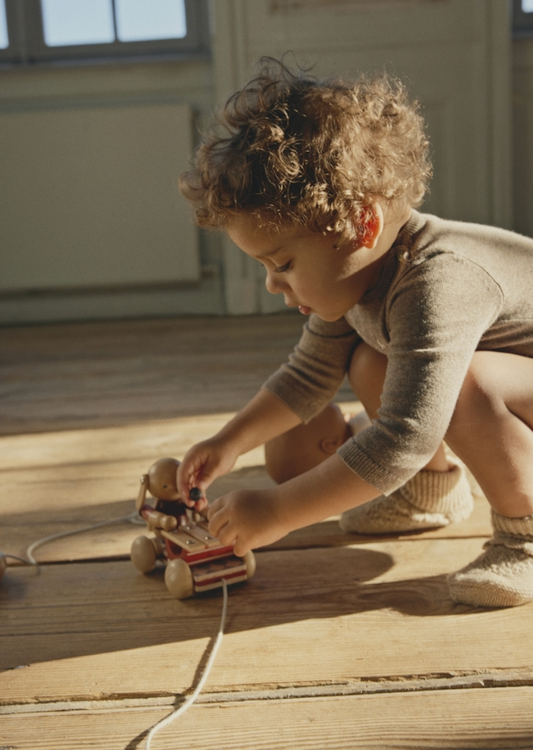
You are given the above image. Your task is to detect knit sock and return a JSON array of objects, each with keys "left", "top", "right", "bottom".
[
  {"left": 339, "top": 460, "right": 474, "bottom": 534},
  {"left": 448, "top": 510, "right": 533, "bottom": 607}
]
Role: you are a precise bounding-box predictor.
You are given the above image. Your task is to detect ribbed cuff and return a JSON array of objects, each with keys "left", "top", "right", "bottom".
[
  {"left": 492, "top": 510, "right": 533, "bottom": 540},
  {"left": 401, "top": 462, "right": 469, "bottom": 514},
  {"left": 337, "top": 439, "right": 405, "bottom": 495}
]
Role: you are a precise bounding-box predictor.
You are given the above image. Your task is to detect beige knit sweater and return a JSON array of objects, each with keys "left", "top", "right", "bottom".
[{"left": 264, "top": 210, "right": 533, "bottom": 494}]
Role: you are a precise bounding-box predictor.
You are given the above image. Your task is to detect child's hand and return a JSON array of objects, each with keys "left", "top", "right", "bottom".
[
  {"left": 177, "top": 437, "right": 239, "bottom": 508},
  {"left": 207, "top": 488, "right": 288, "bottom": 556}
]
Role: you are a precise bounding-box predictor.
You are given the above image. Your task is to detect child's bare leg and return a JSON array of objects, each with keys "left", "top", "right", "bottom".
[
  {"left": 264, "top": 402, "right": 351, "bottom": 484},
  {"left": 446, "top": 351, "right": 533, "bottom": 517},
  {"left": 340, "top": 342, "right": 473, "bottom": 534},
  {"left": 444, "top": 350, "right": 533, "bottom": 608}
]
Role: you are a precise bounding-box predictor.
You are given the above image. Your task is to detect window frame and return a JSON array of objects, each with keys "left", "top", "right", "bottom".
[
  {"left": 513, "top": 0, "right": 533, "bottom": 36},
  {"left": 0, "top": 0, "right": 209, "bottom": 67}
]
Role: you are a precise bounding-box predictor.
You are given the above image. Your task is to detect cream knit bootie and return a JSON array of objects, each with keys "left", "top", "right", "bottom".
[
  {"left": 339, "top": 460, "right": 474, "bottom": 534},
  {"left": 448, "top": 511, "right": 533, "bottom": 607}
]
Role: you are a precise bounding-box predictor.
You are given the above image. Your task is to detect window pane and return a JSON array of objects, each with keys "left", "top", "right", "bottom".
[
  {"left": 0, "top": 0, "right": 8, "bottom": 49},
  {"left": 41, "top": 0, "right": 115, "bottom": 46},
  {"left": 115, "top": 0, "right": 186, "bottom": 42},
  {"left": 522, "top": 0, "right": 533, "bottom": 12}
]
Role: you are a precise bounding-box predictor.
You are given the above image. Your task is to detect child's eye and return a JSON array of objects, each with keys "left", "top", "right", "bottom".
[{"left": 274, "top": 261, "right": 291, "bottom": 273}]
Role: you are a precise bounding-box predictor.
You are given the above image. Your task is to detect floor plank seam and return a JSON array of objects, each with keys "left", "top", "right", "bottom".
[
  {"left": 5, "top": 530, "right": 494, "bottom": 569},
  {"left": 3, "top": 670, "right": 533, "bottom": 715}
]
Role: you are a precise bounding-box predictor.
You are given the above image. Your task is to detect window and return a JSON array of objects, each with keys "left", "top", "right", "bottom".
[
  {"left": 0, "top": 1, "right": 8, "bottom": 50},
  {"left": 513, "top": 0, "right": 533, "bottom": 35},
  {"left": 0, "top": 0, "right": 208, "bottom": 66}
]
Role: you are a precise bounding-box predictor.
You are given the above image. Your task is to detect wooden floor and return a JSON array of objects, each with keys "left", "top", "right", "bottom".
[{"left": 1, "top": 314, "right": 532, "bottom": 750}]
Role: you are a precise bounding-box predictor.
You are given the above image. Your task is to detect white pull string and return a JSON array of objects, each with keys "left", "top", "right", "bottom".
[
  {"left": 145, "top": 579, "right": 228, "bottom": 750},
  {"left": 26, "top": 511, "right": 142, "bottom": 566},
  {"left": 0, "top": 551, "right": 38, "bottom": 567}
]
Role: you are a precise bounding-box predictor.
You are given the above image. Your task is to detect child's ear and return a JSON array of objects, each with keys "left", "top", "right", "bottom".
[{"left": 358, "top": 203, "right": 384, "bottom": 249}]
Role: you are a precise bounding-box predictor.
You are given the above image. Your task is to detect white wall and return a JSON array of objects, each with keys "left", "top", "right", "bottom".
[{"left": 0, "top": 103, "right": 199, "bottom": 289}]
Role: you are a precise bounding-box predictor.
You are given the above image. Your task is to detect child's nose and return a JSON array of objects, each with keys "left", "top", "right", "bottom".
[{"left": 265, "top": 270, "right": 288, "bottom": 295}]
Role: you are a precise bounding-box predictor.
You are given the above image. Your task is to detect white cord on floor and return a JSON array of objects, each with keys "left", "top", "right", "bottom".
[
  {"left": 26, "top": 511, "right": 142, "bottom": 566},
  {"left": 0, "top": 551, "right": 38, "bottom": 567},
  {"left": 145, "top": 578, "right": 228, "bottom": 750}
]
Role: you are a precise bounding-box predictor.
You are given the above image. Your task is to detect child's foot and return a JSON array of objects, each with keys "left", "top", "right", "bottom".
[
  {"left": 339, "top": 460, "right": 473, "bottom": 534},
  {"left": 448, "top": 511, "right": 533, "bottom": 607}
]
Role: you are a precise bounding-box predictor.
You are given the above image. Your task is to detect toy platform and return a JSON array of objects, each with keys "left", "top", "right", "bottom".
[{"left": 1, "top": 315, "right": 532, "bottom": 749}]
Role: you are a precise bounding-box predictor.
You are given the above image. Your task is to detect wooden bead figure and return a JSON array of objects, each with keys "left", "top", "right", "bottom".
[{"left": 131, "top": 457, "right": 256, "bottom": 598}]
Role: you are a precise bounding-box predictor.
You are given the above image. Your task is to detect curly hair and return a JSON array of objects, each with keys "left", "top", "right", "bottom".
[{"left": 179, "top": 57, "right": 432, "bottom": 243}]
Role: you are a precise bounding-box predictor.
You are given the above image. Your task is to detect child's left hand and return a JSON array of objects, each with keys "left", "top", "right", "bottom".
[
  {"left": 208, "top": 454, "right": 381, "bottom": 557},
  {"left": 207, "top": 488, "right": 289, "bottom": 556}
]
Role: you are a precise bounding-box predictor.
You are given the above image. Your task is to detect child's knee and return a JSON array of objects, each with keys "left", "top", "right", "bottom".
[{"left": 265, "top": 403, "right": 350, "bottom": 484}]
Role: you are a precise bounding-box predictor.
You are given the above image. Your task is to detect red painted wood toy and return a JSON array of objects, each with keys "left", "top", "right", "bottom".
[{"left": 130, "top": 457, "right": 256, "bottom": 598}]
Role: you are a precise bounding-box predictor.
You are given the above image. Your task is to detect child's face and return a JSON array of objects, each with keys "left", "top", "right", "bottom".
[{"left": 225, "top": 211, "right": 388, "bottom": 322}]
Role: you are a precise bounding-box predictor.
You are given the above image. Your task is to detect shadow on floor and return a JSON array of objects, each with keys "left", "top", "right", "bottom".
[{"left": 0, "top": 541, "right": 499, "bottom": 674}]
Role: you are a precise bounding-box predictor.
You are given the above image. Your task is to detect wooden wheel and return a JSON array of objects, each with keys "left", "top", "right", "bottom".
[
  {"left": 131, "top": 536, "right": 160, "bottom": 573},
  {"left": 165, "top": 558, "right": 194, "bottom": 599}
]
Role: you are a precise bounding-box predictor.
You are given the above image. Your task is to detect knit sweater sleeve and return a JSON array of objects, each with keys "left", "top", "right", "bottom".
[
  {"left": 263, "top": 314, "right": 360, "bottom": 422},
  {"left": 337, "top": 253, "right": 503, "bottom": 493}
]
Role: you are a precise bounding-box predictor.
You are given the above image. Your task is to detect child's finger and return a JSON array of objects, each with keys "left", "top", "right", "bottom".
[
  {"left": 207, "top": 496, "right": 223, "bottom": 521},
  {"left": 196, "top": 496, "right": 209, "bottom": 513},
  {"left": 212, "top": 515, "right": 236, "bottom": 548},
  {"left": 207, "top": 498, "right": 228, "bottom": 537},
  {"left": 232, "top": 537, "right": 251, "bottom": 558},
  {"left": 182, "top": 452, "right": 219, "bottom": 493},
  {"left": 206, "top": 501, "right": 219, "bottom": 524},
  {"left": 177, "top": 455, "right": 205, "bottom": 498}
]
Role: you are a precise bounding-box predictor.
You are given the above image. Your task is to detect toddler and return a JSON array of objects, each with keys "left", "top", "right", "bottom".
[{"left": 178, "top": 58, "right": 533, "bottom": 608}]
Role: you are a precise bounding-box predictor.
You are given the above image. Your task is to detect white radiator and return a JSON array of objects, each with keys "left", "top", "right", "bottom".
[{"left": 0, "top": 102, "right": 199, "bottom": 292}]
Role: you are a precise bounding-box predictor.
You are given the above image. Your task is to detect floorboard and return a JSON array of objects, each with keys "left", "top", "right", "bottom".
[
  {"left": 2, "top": 542, "right": 532, "bottom": 703},
  {"left": 1, "top": 315, "right": 531, "bottom": 750},
  {"left": 0, "top": 315, "right": 313, "bottom": 434},
  {"left": 2, "top": 687, "right": 533, "bottom": 749}
]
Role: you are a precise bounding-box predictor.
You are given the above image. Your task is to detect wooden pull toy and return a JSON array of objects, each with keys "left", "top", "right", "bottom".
[{"left": 130, "top": 457, "right": 256, "bottom": 599}]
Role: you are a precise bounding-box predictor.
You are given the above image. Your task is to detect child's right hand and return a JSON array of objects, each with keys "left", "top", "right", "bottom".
[
  {"left": 177, "top": 437, "right": 239, "bottom": 507},
  {"left": 177, "top": 388, "right": 303, "bottom": 508}
]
